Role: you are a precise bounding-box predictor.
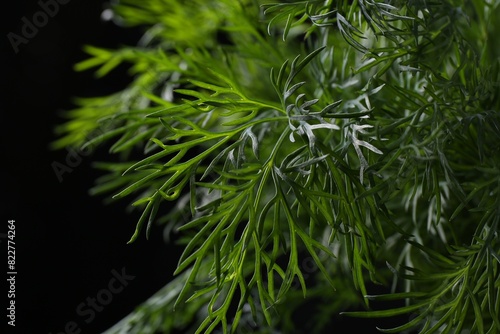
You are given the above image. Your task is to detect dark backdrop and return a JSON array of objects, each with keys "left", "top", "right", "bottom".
[
  {"left": 2, "top": 1, "right": 182, "bottom": 333},
  {"left": 2, "top": 1, "right": 407, "bottom": 333}
]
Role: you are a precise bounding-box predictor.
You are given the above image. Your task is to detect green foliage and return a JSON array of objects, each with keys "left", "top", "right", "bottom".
[{"left": 55, "top": 0, "right": 500, "bottom": 333}]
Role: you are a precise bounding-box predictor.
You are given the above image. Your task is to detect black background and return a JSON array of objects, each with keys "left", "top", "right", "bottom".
[
  {"left": 2, "top": 1, "right": 182, "bottom": 333},
  {"left": 2, "top": 1, "right": 406, "bottom": 333}
]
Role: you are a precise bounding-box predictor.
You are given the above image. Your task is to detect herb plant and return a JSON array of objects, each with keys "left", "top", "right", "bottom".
[{"left": 53, "top": 0, "right": 500, "bottom": 333}]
